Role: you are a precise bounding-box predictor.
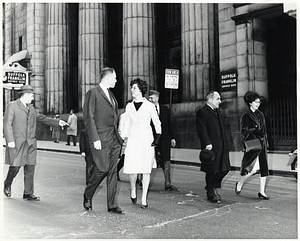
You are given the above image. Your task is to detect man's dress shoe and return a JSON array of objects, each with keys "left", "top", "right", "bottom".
[
  {"left": 4, "top": 184, "right": 11, "bottom": 197},
  {"left": 165, "top": 185, "right": 178, "bottom": 191},
  {"left": 108, "top": 207, "right": 125, "bottom": 214},
  {"left": 23, "top": 194, "right": 40, "bottom": 201},
  {"left": 207, "top": 193, "right": 221, "bottom": 204},
  {"left": 83, "top": 194, "right": 92, "bottom": 210}
]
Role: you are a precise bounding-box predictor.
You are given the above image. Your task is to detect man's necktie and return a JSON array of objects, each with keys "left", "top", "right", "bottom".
[
  {"left": 155, "top": 105, "right": 159, "bottom": 115},
  {"left": 214, "top": 108, "right": 218, "bottom": 116}
]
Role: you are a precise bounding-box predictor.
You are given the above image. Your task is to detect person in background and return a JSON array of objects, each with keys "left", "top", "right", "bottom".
[
  {"left": 66, "top": 109, "right": 78, "bottom": 146},
  {"left": 122, "top": 78, "right": 161, "bottom": 209},
  {"left": 50, "top": 114, "right": 61, "bottom": 143},
  {"left": 148, "top": 90, "right": 178, "bottom": 191},
  {"left": 82, "top": 67, "right": 124, "bottom": 214},
  {"left": 117, "top": 99, "right": 132, "bottom": 181},
  {"left": 235, "top": 91, "right": 270, "bottom": 200},
  {"left": 79, "top": 129, "right": 95, "bottom": 186},
  {"left": 3, "top": 85, "right": 68, "bottom": 201},
  {"left": 196, "top": 91, "right": 231, "bottom": 204}
]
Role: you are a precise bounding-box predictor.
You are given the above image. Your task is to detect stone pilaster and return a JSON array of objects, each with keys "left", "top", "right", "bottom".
[
  {"left": 78, "top": 3, "right": 107, "bottom": 108},
  {"left": 181, "top": 3, "right": 216, "bottom": 101},
  {"left": 3, "top": 3, "right": 14, "bottom": 105},
  {"left": 45, "top": 3, "right": 70, "bottom": 114},
  {"left": 123, "top": 3, "right": 156, "bottom": 101}
]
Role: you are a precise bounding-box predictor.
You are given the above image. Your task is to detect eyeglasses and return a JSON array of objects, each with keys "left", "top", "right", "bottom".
[{"left": 254, "top": 100, "right": 261, "bottom": 104}]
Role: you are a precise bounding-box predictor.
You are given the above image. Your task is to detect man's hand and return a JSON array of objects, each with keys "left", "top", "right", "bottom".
[
  {"left": 81, "top": 152, "right": 86, "bottom": 157},
  {"left": 93, "top": 140, "right": 102, "bottom": 150},
  {"left": 171, "top": 139, "right": 176, "bottom": 148},
  {"left": 206, "top": 144, "right": 213, "bottom": 150},
  {"left": 59, "top": 120, "right": 69, "bottom": 127},
  {"left": 8, "top": 142, "right": 15, "bottom": 148}
]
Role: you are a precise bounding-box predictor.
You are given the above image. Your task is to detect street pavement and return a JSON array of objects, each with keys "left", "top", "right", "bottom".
[{"left": 1, "top": 140, "right": 298, "bottom": 239}]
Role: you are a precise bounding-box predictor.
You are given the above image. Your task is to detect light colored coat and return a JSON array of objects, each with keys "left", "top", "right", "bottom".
[
  {"left": 4, "top": 99, "right": 59, "bottom": 166},
  {"left": 67, "top": 113, "right": 78, "bottom": 136},
  {"left": 123, "top": 98, "right": 161, "bottom": 174}
]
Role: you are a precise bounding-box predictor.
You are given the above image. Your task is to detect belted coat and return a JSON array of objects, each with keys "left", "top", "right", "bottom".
[
  {"left": 3, "top": 99, "right": 59, "bottom": 166},
  {"left": 196, "top": 104, "right": 230, "bottom": 173}
]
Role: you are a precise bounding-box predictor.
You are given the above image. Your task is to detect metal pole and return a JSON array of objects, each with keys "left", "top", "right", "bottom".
[{"left": 169, "top": 89, "right": 172, "bottom": 115}]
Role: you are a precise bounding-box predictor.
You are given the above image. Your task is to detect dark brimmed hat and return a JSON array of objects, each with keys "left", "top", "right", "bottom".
[
  {"left": 149, "top": 90, "right": 160, "bottom": 97},
  {"left": 199, "top": 149, "right": 216, "bottom": 165},
  {"left": 19, "top": 85, "right": 34, "bottom": 94}
]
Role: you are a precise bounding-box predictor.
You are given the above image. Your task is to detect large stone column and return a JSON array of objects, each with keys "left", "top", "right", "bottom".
[
  {"left": 123, "top": 3, "right": 156, "bottom": 101},
  {"left": 27, "top": 3, "right": 47, "bottom": 112},
  {"left": 45, "top": 3, "right": 70, "bottom": 114},
  {"left": 181, "top": 3, "right": 216, "bottom": 101},
  {"left": 78, "top": 3, "right": 107, "bottom": 108}
]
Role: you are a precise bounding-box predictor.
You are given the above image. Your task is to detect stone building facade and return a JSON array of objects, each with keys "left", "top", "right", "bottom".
[{"left": 2, "top": 3, "right": 297, "bottom": 150}]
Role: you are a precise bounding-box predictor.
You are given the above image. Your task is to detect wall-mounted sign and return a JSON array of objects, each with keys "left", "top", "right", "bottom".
[
  {"left": 220, "top": 70, "right": 237, "bottom": 92},
  {"left": 165, "top": 69, "right": 179, "bottom": 89}
]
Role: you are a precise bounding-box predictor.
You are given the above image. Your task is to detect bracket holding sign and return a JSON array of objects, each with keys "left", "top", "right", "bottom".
[{"left": 165, "top": 69, "right": 179, "bottom": 112}]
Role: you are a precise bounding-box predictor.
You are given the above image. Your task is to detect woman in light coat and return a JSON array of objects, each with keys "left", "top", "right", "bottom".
[{"left": 122, "top": 78, "right": 161, "bottom": 208}]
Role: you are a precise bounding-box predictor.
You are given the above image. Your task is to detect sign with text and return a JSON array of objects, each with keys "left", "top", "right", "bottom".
[
  {"left": 165, "top": 69, "right": 179, "bottom": 89},
  {"left": 220, "top": 70, "right": 237, "bottom": 92},
  {"left": 3, "top": 71, "right": 27, "bottom": 84}
]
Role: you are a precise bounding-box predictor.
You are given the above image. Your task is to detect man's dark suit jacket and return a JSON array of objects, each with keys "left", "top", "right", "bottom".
[
  {"left": 196, "top": 104, "right": 230, "bottom": 173},
  {"left": 83, "top": 85, "right": 123, "bottom": 168}
]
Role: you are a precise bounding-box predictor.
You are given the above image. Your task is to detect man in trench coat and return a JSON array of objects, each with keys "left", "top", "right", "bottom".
[
  {"left": 66, "top": 109, "right": 78, "bottom": 146},
  {"left": 196, "top": 91, "right": 231, "bottom": 203},
  {"left": 3, "top": 85, "right": 68, "bottom": 201},
  {"left": 82, "top": 67, "right": 124, "bottom": 214},
  {"left": 149, "top": 90, "right": 178, "bottom": 191}
]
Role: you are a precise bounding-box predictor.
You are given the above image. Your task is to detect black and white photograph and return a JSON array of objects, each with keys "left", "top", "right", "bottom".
[{"left": 1, "top": 1, "right": 298, "bottom": 239}]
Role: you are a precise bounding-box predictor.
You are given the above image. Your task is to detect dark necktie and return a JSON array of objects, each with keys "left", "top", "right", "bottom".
[
  {"left": 155, "top": 105, "right": 159, "bottom": 115},
  {"left": 214, "top": 108, "right": 218, "bottom": 116},
  {"left": 108, "top": 90, "right": 115, "bottom": 107}
]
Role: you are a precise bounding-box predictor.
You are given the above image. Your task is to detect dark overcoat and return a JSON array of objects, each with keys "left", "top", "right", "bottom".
[
  {"left": 83, "top": 86, "right": 123, "bottom": 169},
  {"left": 196, "top": 104, "right": 230, "bottom": 173},
  {"left": 152, "top": 104, "right": 175, "bottom": 162},
  {"left": 240, "top": 108, "right": 269, "bottom": 176},
  {"left": 3, "top": 99, "right": 59, "bottom": 166}
]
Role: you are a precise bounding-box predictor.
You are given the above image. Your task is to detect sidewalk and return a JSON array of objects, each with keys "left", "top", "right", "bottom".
[
  {"left": 2, "top": 139, "right": 295, "bottom": 177},
  {"left": 32, "top": 140, "right": 294, "bottom": 177}
]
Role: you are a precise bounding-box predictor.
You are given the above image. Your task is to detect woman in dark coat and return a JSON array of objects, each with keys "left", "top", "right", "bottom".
[{"left": 235, "top": 91, "right": 269, "bottom": 200}]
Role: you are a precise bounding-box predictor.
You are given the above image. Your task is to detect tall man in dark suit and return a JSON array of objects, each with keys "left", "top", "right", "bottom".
[
  {"left": 82, "top": 67, "right": 124, "bottom": 214},
  {"left": 149, "top": 90, "right": 178, "bottom": 191},
  {"left": 196, "top": 91, "right": 230, "bottom": 203},
  {"left": 3, "top": 85, "right": 68, "bottom": 201}
]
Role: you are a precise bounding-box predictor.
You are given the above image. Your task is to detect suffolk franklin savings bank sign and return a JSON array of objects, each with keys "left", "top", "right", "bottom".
[{"left": 220, "top": 70, "right": 237, "bottom": 92}]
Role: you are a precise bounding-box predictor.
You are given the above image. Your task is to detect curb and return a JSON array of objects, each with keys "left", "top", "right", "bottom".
[{"left": 35, "top": 146, "right": 296, "bottom": 178}]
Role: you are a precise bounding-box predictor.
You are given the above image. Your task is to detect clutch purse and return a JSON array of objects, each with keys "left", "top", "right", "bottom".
[{"left": 244, "top": 138, "right": 262, "bottom": 152}]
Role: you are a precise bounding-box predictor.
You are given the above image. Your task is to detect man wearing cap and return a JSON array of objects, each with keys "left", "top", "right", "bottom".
[
  {"left": 3, "top": 85, "right": 68, "bottom": 201},
  {"left": 149, "top": 90, "right": 178, "bottom": 191},
  {"left": 196, "top": 91, "right": 230, "bottom": 203}
]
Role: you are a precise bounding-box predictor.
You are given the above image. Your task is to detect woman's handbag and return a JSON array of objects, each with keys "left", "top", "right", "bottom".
[{"left": 244, "top": 138, "right": 262, "bottom": 152}]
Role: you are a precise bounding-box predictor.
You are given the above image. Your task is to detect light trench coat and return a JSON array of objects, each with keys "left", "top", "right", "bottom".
[{"left": 122, "top": 98, "right": 161, "bottom": 174}]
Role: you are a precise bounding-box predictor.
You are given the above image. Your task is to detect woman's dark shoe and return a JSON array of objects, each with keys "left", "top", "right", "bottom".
[
  {"left": 258, "top": 192, "right": 269, "bottom": 200},
  {"left": 131, "top": 197, "right": 137, "bottom": 204},
  {"left": 235, "top": 182, "right": 241, "bottom": 195},
  {"left": 141, "top": 204, "right": 148, "bottom": 209}
]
